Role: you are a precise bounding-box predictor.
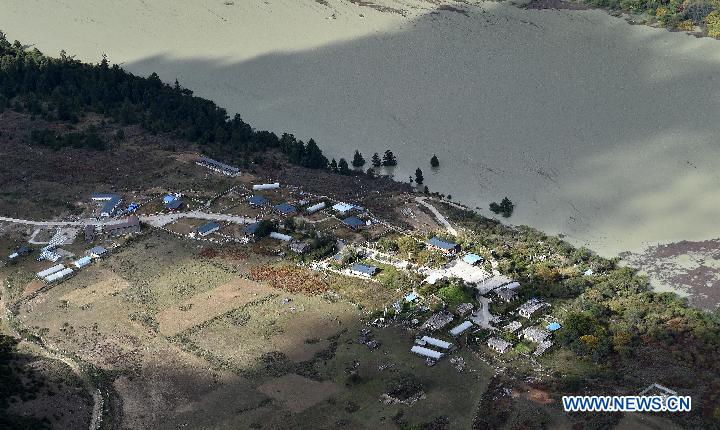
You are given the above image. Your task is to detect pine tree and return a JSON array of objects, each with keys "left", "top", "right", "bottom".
[
  {"left": 430, "top": 154, "right": 439, "bottom": 168},
  {"left": 352, "top": 150, "right": 365, "bottom": 168},
  {"left": 382, "top": 150, "right": 397, "bottom": 166},
  {"left": 366, "top": 167, "right": 375, "bottom": 177},
  {"left": 302, "top": 138, "right": 328, "bottom": 169},
  {"left": 338, "top": 158, "right": 351, "bottom": 175},
  {"left": 371, "top": 152, "right": 382, "bottom": 167},
  {"left": 415, "top": 168, "right": 424, "bottom": 184},
  {"left": 329, "top": 158, "right": 338, "bottom": 172}
]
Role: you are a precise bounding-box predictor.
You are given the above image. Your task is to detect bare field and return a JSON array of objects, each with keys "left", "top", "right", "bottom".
[{"left": 157, "top": 278, "right": 275, "bottom": 336}]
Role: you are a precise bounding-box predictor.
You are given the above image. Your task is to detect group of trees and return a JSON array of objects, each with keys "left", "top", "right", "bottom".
[
  {"left": 29, "top": 126, "right": 105, "bottom": 150},
  {"left": 489, "top": 197, "right": 514, "bottom": 218},
  {"left": 581, "top": 0, "right": 720, "bottom": 36},
  {"left": 0, "top": 33, "right": 335, "bottom": 168}
]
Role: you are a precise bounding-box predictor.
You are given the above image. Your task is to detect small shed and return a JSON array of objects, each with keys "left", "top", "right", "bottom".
[
  {"left": 462, "top": 253, "right": 483, "bottom": 265},
  {"left": 269, "top": 232, "right": 292, "bottom": 242},
  {"left": 449, "top": 321, "right": 473, "bottom": 337},
  {"left": 197, "top": 222, "right": 220, "bottom": 237},
  {"left": 87, "top": 246, "right": 108, "bottom": 258},
  {"left": 332, "top": 202, "right": 356, "bottom": 215},
  {"left": 546, "top": 322, "right": 561, "bottom": 332},
  {"left": 342, "top": 216, "right": 366, "bottom": 230},
  {"left": 419, "top": 336, "right": 452, "bottom": 350},
  {"left": 350, "top": 263, "right": 378, "bottom": 277},
  {"left": 253, "top": 183, "right": 280, "bottom": 191},
  {"left": 73, "top": 256, "right": 92, "bottom": 269},
  {"left": 410, "top": 345, "right": 443, "bottom": 360},
  {"left": 305, "top": 202, "right": 326, "bottom": 214},
  {"left": 274, "top": 203, "right": 297, "bottom": 216},
  {"left": 247, "top": 195, "right": 268, "bottom": 206}
]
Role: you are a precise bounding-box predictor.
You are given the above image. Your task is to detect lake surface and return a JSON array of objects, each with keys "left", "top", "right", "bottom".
[{"left": 4, "top": 0, "right": 720, "bottom": 302}]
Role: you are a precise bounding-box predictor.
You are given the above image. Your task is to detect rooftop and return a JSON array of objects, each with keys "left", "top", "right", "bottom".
[
  {"left": 462, "top": 253, "right": 483, "bottom": 265},
  {"left": 244, "top": 222, "right": 260, "bottom": 235},
  {"left": 342, "top": 216, "right": 365, "bottom": 228},
  {"left": 247, "top": 195, "right": 268, "bottom": 206},
  {"left": 351, "top": 263, "right": 378, "bottom": 276},
  {"left": 332, "top": 202, "right": 356, "bottom": 213},
  {"left": 427, "top": 237, "right": 458, "bottom": 251},
  {"left": 274, "top": 203, "right": 297, "bottom": 215},
  {"left": 197, "top": 222, "right": 220, "bottom": 234}
]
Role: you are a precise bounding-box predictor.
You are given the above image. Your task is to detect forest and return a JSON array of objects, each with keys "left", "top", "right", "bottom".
[{"left": 0, "top": 32, "right": 328, "bottom": 169}]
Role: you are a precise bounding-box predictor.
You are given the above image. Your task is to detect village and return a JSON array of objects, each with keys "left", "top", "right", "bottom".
[{"left": 5, "top": 154, "right": 569, "bottom": 370}]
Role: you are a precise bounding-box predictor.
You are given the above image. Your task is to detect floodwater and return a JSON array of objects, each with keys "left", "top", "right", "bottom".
[{"left": 4, "top": 0, "right": 720, "bottom": 301}]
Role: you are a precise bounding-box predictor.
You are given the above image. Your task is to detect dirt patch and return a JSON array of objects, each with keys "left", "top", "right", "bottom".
[
  {"left": 61, "top": 269, "right": 130, "bottom": 307},
  {"left": 258, "top": 373, "right": 340, "bottom": 413},
  {"left": 156, "top": 278, "right": 275, "bottom": 336},
  {"left": 525, "top": 0, "right": 588, "bottom": 9},
  {"left": 249, "top": 265, "right": 329, "bottom": 295}
]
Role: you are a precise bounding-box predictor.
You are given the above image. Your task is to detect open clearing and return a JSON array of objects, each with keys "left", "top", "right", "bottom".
[{"left": 157, "top": 278, "right": 275, "bottom": 336}]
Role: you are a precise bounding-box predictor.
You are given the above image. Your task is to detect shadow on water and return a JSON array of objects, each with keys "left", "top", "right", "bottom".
[{"left": 117, "top": 3, "right": 720, "bottom": 256}]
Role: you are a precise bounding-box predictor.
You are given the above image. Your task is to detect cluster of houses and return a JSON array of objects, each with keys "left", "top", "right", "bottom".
[
  {"left": 35, "top": 246, "right": 107, "bottom": 285},
  {"left": 486, "top": 298, "right": 558, "bottom": 356}
]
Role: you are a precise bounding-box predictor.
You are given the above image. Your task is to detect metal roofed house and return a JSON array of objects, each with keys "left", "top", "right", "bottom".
[
  {"left": 420, "top": 311, "right": 454, "bottom": 331},
  {"left": 518, "top": 298, "right": 549, "bottom": 319},
  {"left": 44, "top": 267, "right": 74, "bottom": 284},
  {"left": 247, "top": 195, "right": 268, "bottom": 206},
  {"left": 269, "top": 232, "right": 292, "bottom": 242},
  {"left": 37, "top": 264, "right": 66, "bottom": 279},
  {"left": 8, "top": 245, "right": 31, "bottom": 260},
  {"left": 73, "top": 256, "right": 92, "bottom": 268},
  {"left": 521, "top": 327, "right": 550, "bottom": 343},
  {"left": 87, "top": 246, "right": 108, "bottom": 258},
  {"left": 419, "top": 336, "right": 452, "bottom": 350},
  {"left": 546, "top": 322, "right": 561, "bottom": 332},
  {"left": 342, "top": 216, "right": 366, "bottom": 230},
  {"left": 196, "top": 156, "right": 240, "bottom": 176},
  {"left": 243, "top": 222, "right": 260, "bottom": 236},
  {"left": 503, "top": 281, "right": 521, "bottom": 290},
  {"left": 426, "top": 237, "right": 460, "bottom": 254},
  {"left": 332, "top": 202, "right": 356, "bottom": 215},
  {"left": 197, "top": 222, "right": 220, "bottom": 237},
  {"left": 105, "top": 216, "right": 141, "bottom": 237},
  {"left": 274, "top": 203, "right": 297, "bottom": 216},
  {"left": 252, "top": 183, "right": 280, "bottom": 191},
  {"left": 494, "top": 287, "right": 519, "bottom": 303},
  {"left": 350, "top": 263, "right": 378, "bottom": 278},
  {"left": 305, "top": 202, "right": 326, "bottom": 214},
  {"left": 410, "top": 345, "right": 444, "bottom": 360},
  {"left": 463, "top": 253, "right": 483, "bottom": 265},
  {"left": 165, "top": 197, "right": 183, "bottom": 211},
  {"left": 487, "top": 337, "right": 513, "bottom": 354},
  {"left": 92, "top": 193, "right": 122, "bottom": 218},
  {"left": 449, "top": 321, "right": 474, "bottom": 337}
]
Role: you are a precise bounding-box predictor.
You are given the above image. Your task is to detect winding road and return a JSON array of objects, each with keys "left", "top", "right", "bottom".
[
  {"left": 0, "top": 211, "right": 256, "bottom": 228},
  {"left": 415, "top": 197, "right": 457, "bottom": 236}
]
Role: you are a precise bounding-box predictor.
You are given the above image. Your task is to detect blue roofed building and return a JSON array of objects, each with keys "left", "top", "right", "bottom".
[
  {"left": 342, "top": 216, "right": 366, "bottom": 230},
  {"left": 274, "top": 203, "right": 297, "bottom": 215},
  {"left": 463, "top": 253, "right": 483, "bottom": 265},
  {"left": 248, "top": 195, "right": 268, "bottom": 206},
  {"left": 165, "top": 198, "right": 183, "bottom": 211},
  {"left": 427, "top": 237, "right": 460, "bottom": 254},
  {"left": 350, "top": 263, "right": 378, "bottom": 277},
  {"left": 197, "top": 222, "right": 220, "bottom": 237},
  {"left": 92, "top": 193, "right": 122, "bottom": 217},
  {"left": 244, "top": 222, "right": 260, "bottom": 236},
  {"left": 546, "top": 322, "right": 561, "bottom": 332}
]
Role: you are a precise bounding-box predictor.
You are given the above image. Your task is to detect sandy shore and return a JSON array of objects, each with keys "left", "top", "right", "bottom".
[{"left": 3, "top": 0, "right": 720, "bottom": 301}]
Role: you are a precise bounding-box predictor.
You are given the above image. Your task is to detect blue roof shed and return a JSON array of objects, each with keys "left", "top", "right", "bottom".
[
  {"left": 248, "top": 195, "right": 268, "bottom": 206},
  {"left": 342, "top": 216, "right": 365, "bottom": 229},
  {"left": 427, "top": 237, "right": 458, "bottom": 251},
  {"left": 351, "top": 263, "right": 378, "bottom": 276},
  {"left": 274, "top": 203, "right": 297, "bottom": 215},
  {"left": 463, "top": 253, "right": 483, "bottom": 265},
  {"left": 244, "top": 222, "right": 260, "bottom": 235},
  {"left": 546, "top": 322, "right": 562, "bottom": 332}
]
